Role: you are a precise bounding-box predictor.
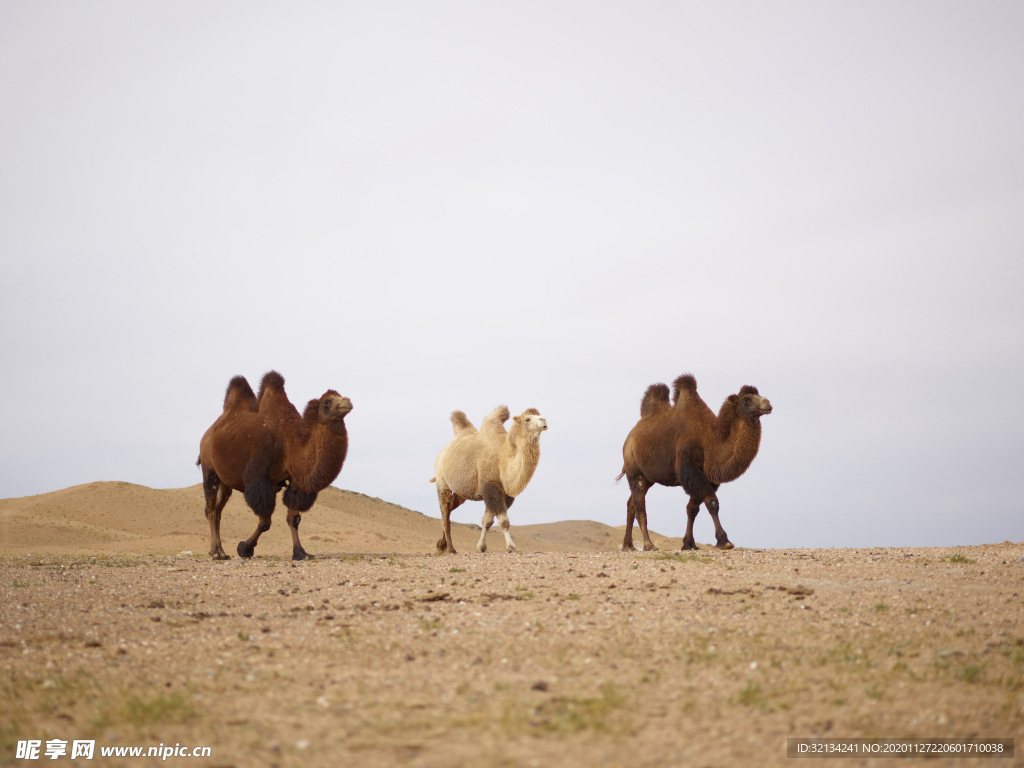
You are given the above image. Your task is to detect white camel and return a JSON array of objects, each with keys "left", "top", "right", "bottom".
[{"left": 430, "top": 406, "right": 547, "bottom": 554}]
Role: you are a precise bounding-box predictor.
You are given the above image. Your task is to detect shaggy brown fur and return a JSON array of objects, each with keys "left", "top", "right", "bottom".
[
  {"left": 617, "top": 373, "right": 772, "bottom": 552},
  {"left": 196, "top": 376, "right": 277, "bottom": 560},
  {"left": 238, "top": 371, "right": 352, "bottom": 561},
  {"left": 429, "top": 405, "right": 547, "bottom": 555},
  {"left": 197, "top": 371, "right": 352, "bottom": 561}
]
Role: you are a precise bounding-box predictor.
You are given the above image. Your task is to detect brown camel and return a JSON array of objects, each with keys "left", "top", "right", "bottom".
[
  {"left": 617, "top": 374, "right": 772, "bottom": 552},
  {"left": 197, "top": 371, "right": 352, "bottom": 561},
  {"left": 430, "top": 406, "right": 547, "bottom": 554},
  {"left": 196, "top": 376, "right": 275, "bottom": 560}
]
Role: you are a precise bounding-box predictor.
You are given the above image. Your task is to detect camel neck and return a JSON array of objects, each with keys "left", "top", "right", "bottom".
[
  {"left": 500, "top": 429, "right": 541, "bottom": 498},
  {"left": 291, "top": 422, "right": 349, "bottom": 493},
  {"left": 705, "top": 415, "right": 761, "bottom": 485}
]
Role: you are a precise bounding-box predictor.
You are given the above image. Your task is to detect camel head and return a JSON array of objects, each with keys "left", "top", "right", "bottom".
[
  {"left": 513, "top": 408, "right": 548, "bottom": 437},
  {"left": 733, "top": 385, "right": 772, "bottom": 419},
  {"left": 316, "top": 390, "right": 353, "bottom": 424}
]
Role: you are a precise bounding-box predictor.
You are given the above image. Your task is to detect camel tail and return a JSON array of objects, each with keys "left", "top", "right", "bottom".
[
  {"left": 196, "top": 455, "right": 201, "bottom": 468},
  {"left": 614, "top": 471, "right": 625, "bottom": 484},
  {"left": 429, "top": 477, "right": 436, "bottom": 483}
]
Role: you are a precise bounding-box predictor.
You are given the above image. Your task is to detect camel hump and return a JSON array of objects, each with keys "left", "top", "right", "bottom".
[
  {"left": 302, "top": 399, "right": 320, "bottom": 421},
  {"left": 739, "top": 385, "right": 759, "bottom": 395},
  {"left": 450, "top": 410, "right": 477, "bottom": 436},
  {"left": 671, "top": 374, "right": 697, "bottom": 405},
  {"left": 258, "top": 370, "right": 285, "bottom": 396},
  {"left": 223, "top": 375, "right": 257, "bottom": 411},
  {"left": 479, "top": 405, "right": 510, "bottom": 439},
  {"left": 640, "top": 383, "right": 670, "bottom": 417}
]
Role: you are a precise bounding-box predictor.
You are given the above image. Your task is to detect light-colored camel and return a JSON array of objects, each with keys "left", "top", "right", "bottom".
[{"left": 430, "top": 406, "right": 547, "bottom": 554}]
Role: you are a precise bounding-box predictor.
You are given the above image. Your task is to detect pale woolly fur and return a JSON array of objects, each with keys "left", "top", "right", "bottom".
[
  {"left": 432, "top": 405, "right": 547, "bottom": 554},
  {"left": 499, "top": 414, "right": 543, "bottom": 497},
  {"left": 434, "top": 405, "right": 541, "bottom": 499}
]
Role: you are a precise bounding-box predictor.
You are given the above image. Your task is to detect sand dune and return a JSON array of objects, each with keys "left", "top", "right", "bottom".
[{"left": 0, "top": 481, "right": 691, "bottom": 557}]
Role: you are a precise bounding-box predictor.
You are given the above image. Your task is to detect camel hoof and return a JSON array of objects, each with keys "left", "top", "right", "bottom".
[
  {"left": 211, "top": 552, "right": 231, "bottom": 561},
  {"left": 237, "top": 541, "right": 255, "bottom": 559},
  {"left": 716, "top": 541, "right": 735, "bottom": 550},
  {"left": 477, "top": 545, "right": 487, "bottom": 554},
  {"left": 643, "top": 544, "right": 659, "bottom": 552},
  {"left": 506, "top": 546, "right": 518, "bottom": 554},
  {"left": 292, "top": 546, "right": 312, "bottom": 561},
  {"left": 680, "top": 542, "right": 699, "bottom": 551}
]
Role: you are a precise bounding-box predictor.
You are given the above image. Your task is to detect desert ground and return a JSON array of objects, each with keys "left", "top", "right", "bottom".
[{"left": 1, "top": 482, "right": 1022, "bottom": 767}]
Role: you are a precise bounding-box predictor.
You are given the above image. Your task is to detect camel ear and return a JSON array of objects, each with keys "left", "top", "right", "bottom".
[
  {"left": 513, "top": 415, "right": 522, "bottom": 424},
  {"left": 728, "top": 394, "right": 738, "bottom": 403}
]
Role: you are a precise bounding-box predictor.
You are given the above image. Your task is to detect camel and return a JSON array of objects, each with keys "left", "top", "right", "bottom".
[
  {"left": 197, "top": 371, "right": 352, "bottom": 561},
  {"left": 617, "top": 374, "right": 771, "bottom": 552},
  {"left": 430, "top": 406, "right": 547, "bottom": 554},
  {"left": 196, "top": 376, "right": 275, "bottom": 560}
]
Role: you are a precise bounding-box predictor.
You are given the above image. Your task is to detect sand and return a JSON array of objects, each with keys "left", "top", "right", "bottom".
[
  {"left": 1, "top": 482, "right": 1023, "bottom": 766},
  {"left": 0, "top": 481, "right": 689, "bottom": 559}
]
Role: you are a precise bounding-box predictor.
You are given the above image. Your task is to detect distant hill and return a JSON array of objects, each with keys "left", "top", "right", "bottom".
[{"left": 0, "top": 482, "right": 691, "bottom": 557}]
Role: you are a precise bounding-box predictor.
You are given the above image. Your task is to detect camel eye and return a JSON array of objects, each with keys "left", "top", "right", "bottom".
[{"left": 526, "top": 418, "right": 531, "bottom": 422}]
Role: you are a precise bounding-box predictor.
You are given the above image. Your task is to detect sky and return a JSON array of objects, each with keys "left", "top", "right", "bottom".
[{"left": 1, "top": 2, "right": 1022, "bottom": 550}]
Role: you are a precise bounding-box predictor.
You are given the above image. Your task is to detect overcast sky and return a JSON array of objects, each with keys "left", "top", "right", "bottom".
[{"left": 2, "top": 2, "right": 1022, "bottom": 550}]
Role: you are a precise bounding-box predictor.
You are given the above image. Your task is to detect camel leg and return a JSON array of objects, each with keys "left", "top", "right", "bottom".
[
  {"left": 681, "top": 496, "right": 701, "bottom": 550},
  {"left": 435, "top": 487, "right": 451, "bottom": 554},
  {"left": 444, "top": 495, "right": 465, "bottom": 555},
  {"left": 287, "top": 510, "right": 312, "bottom": 561},
  {"left": 208, "top": 485, "right": 232, "bottom": 560},
  {"left": 202, "top": 470, "right": 232, "bottom": 560},
  {"left": 480, "top": 485, "right": 517, "bottom": 554},
  {"left": 705, "top": 492, "right": 733, "bottom": 550},
  {"left": 623, "top": 474, "right": 655, "bottom": 551},
  {"left": 436, "top": 486, "right": 462, "bottom": 555},
  {"left": 238, "top": 458, "right": 277, "bottom": 558},
  {"left": 622, "top": 495, "right": 636, "bottom": 552},
  {"left": 496, "top": 511, "right": 518, "bottom": 554},
  {"left": 442, "top": 502, "right": 456, "bottom": 555},
  {"left": 631, "top": 476, "right": 657, "bottom": 552},
  {"left": 283, "top": 485, "right": 318, "bottom": 561},
  {"left": 238, "top": 516, "right": 272, "bottom": 559},
  {"left": 477, "top": 508, "right": 494, "bottom": 553}
]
